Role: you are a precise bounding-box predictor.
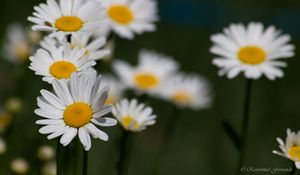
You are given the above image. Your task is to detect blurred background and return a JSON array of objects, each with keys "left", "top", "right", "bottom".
[{"left": 1, "top": 0, "right": 300, "bottom": 174}]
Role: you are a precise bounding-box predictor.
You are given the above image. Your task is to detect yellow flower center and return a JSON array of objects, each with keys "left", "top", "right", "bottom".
[
  {"left": 238, "top": 46, "right": 266, "bottom": 65},
  {"left": 171, "top": 91, "right": 192, "bottom": 105},
  {"left": 108, "top": 5, "right": 134, "bottom": 24},
  {"left": 134, "top": 73, "right": 159, "bottom": 90},
  {"left": 49, "top": 61, "right": 77, "bottom": 80},
  {"left": 121, "top": 116, "right": 140, "bottom": 130},
  {"left": 55, "top": 16, "right": 83, "bottom": 32},
  {"left": 289, "top": 146, "right": 300, "bottom": 161},
  {"left": 63, "top": 103, "right": 93, "bottom": 128}
]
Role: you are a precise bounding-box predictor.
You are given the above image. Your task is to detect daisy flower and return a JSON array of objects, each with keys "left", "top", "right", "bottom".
[
  {"left": 35, "top": 71, "right": 117, "bottom": 150},
  {"left": 113, "top": 49, "right": 179, "bottom": 94},
  {"left": 69, "top": 33, "right": 110, "bottom": 61},
  {"left": 158, "top": 73, "right": 212, "bottom": 110},
  {"left": 100, "top": 0, "right": 159, "bottom": 39},
  {"left": 29, "top": 38, "right": 96, "bottom": 84},
  {"left": 273, "top": 129, "right": 300, "bottom": 168},
  {"left": 112, "top": 99, "right": 156, "bottom": 132},
  {"left": 210, "top": 22, "right": 295, "bottom": 80},
  {"left": 100, "top": 75, "right": 125, "bottom": 105},
  {"left": 27, "top": 0, "right": 107, "bottom": 39},
  {"left": 2, "top": 24, "right": 35, "bottom": 63}
]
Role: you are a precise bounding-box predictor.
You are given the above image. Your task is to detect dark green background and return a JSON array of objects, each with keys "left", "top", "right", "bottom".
[{"left": 1, "top": 0, "right": 300, "bottom": 174}]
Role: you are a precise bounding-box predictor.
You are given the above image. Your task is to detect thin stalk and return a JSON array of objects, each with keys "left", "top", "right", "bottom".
[
  {"left": 82, "top": 150, "right": 88, "bottom": 175},
  {"left": 155, "top": 105, "right": 181, "bottom": 174},
  {"left": 56, "top": 141, "right": 62, "bottom": 175},
  {"left": 116, "top": 130, "right": 130, "bottom": 175},
  {"left": 290, "top": 163, "right": 296, "bottom": 175},
  {"left": 236, "top": 79, "right": 253, "bottom": 175}
]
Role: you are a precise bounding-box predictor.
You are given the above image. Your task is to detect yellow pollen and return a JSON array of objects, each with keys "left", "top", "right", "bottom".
[
  {"left": 134, "top": 73, "right": 159, "bottom": 90},
  {"left": 171, "top": 91, "right": 192, "bottom": 105},
  {"left": 108, "top": 5, "right": 134, "bottom": 24},
  {"left": 49, "top": 61, "right": 77, "bottom": 80},
  {"left": 238, "top": 46, "right": 266, "bottom": 65},
  {"left": 55, "top": 16, "right": 83, "bottom": 32},
  {"left": 121, "top": 116, "right": 140, "bottom": 130},
  {"left": 63, "top": 103, "right": 93, "bottom": 128},
  {"left": 289, "top": 146, "right": 300, "bottom": 161}
]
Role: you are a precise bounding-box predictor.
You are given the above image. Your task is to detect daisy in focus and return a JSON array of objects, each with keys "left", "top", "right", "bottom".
[
  {"left": 273, "top": 129, "right": 300, "bottom": 168},
  {"left": 113, "top": 99, "right": 156, "bottom": 132},
  {"left": 100, "top": 0, "right": 159, "bottom": 39},
  {"left": 158, "top": 73, "right": 212, "bottom": 110},
  {"left": 210, "top": 22, "right": 295, "bottom": 80},
  {"left": 2, "top": 24, "right": 40, "bottom": 63},
  {"left": 29, "top": 38, "right": 96, "bottom": 84},
  {"left": 100, "top": 75, "right": 125, "bottom": 105},
  {"left": 113, "top": 49, "right": 179, "bottom": 94},
  {"left": 28, "top": 0, "right": 107, "bottom": 39},
  {"left": 35, "top": 71, "right": 117, "bottom": 150}
]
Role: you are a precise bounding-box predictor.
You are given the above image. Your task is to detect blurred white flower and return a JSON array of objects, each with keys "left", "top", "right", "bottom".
[
  {"left": 113, "top": 99, "right": 156, "bottom": 132},
  {"left": 113, "top": 49, "right": 179, "bottom": 95},
  {"left": 35, "top": 71, "right": 117, "bottom": 151},
  {"left": 99, "top": 0, "right": 159, "bottom": 39},
  {"left": 158, "top": 73, "right": 212, "bottom": 110},
  {"left": 37, "top": 145, "right": 55, "bottom": 161},
  {"left": 210, "top": 22, "right": 295, "bottom": 80},
  {"left": 2, "top": 24, "right": 35, "bottom": 63},
  {"left": 10, "top": 158, "right": 29, "bottom": 174},
  {"left": 69, "top": 33, "right": 110, "bottom": 61},
  {"left": 29, "top": 38, "right": 96, "bottom": 84},
  {"left": 6, "top": 97, "right": 23, "bottom": 113},
  {"left": 28, "top": 0, "right": 107, "bottom": 40},
  {"left": 273, "top": 129, "right": 300, "bottom": 168},
  {"left": 100, "top": 75, "right": 125, "bottom": 105},
  {"left": 42, "top": 162, "right": 56, "bottom": 175},
  {"left": 0, "top": 138, "right": 6, "bottom": 155}
]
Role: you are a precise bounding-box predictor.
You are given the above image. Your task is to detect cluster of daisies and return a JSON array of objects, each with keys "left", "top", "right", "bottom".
[
  {"left": 22, "top": 0, "right": 162, "bottom": 152},
  {"left": 0, "top": 0, "right": 297, "bottom": 172}
]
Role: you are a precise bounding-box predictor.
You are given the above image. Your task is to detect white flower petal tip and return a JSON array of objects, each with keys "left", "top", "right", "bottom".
[
  {"left": 35, "top": 71, "right": 115, "bottom": 149},
  {"left": 210, "top": 22, "right": 295, "bottom": 80},
  {"left": 112, "top": 99, "right": 156, "bottom": 132}
]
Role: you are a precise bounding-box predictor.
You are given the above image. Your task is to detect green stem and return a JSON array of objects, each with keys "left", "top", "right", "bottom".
[
  {"left": 56, "top": 141, "right": 62, "bottom": 175},
  {"left": 290, "top": 163, "right": 296, "bottom": 175},
  {"left": 155, "top": 106, "right": 181, "bottom": 174},
  {"left": 82, "top": 150, "right": 88, "bottom": 175},
  {"left": 236, "top": 79, "right": 253, "bottom": 175},
  {"left": 116, "top": 130, "right": 130, "bottom": 175}
]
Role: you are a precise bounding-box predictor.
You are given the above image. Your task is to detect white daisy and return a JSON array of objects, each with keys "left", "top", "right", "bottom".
[
  {"left": 158, "top": 73, "right": 212, "bottom": 110},
  {"left": 99, "top": 75, "right": 125, "bottom": 105},
  {"left": 210, "top": 22, "right": 295, "bottom": 80},
  {"left": 99, "top": 0, "right": 159, "bottom": 39},
  {"left": 112, "top": 99, "right": 156, "bottom": 132},
  {"left": 273, "top": 129, "right": 300, "bottom": 168},
  {"left": 27, "top": 0, "right": 107, "bottom": 39},
  {"left": 29, "top": 38, "right": 96, "bottom": 84},
  {"left": 35, "top": 71, "right": 117, "bottom": 151},
  {"left": 113, "top": 49, "right": 179, "bottom": 94},
  {"left": 2, "top": 24, "right": 35, "bottom": 63},
  {"left": 69, "top": 33, "right": 110, "bottom": 61}
]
